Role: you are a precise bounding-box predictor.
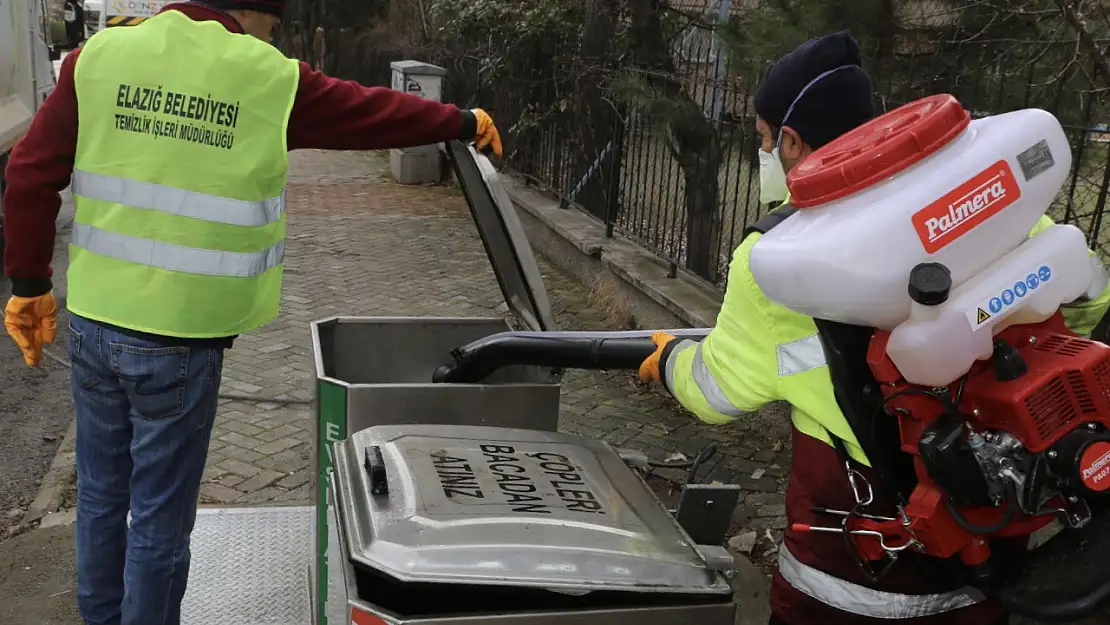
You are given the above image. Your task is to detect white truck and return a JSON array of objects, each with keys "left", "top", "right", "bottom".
[
  {"left": 84, "top": 0, "right": 103, "bottom": 32},
  {"left": 0, "top": 0, "right": 58, "bottom": 278},
  {"left": 92, "top": 0, "right": 165, "bottom": 30}
]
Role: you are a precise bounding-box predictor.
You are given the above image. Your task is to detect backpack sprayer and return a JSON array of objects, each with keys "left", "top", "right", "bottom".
[{"left": 751, "top": 94, "right": 1110, "bottom": 621}]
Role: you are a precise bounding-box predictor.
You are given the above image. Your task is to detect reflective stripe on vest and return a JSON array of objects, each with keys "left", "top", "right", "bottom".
[
  {"left": 777, "top": 546, "right": 984, "bottom": 618},
  {"left": 72, "top": 223, "right": 284, "bottom": 277},
  {"left": 72, "top": 170, "right": 286, "bottom": 227},
  {"left": 776, "top": 333, "right": 827, "bottom": 376}
]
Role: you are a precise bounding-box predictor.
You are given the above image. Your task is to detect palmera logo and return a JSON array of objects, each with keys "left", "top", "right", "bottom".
[{"left": 913, "top": 160, "right": 1021, "bottom": 253}]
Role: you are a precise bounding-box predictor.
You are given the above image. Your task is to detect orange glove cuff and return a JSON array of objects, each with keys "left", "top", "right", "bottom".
[
  {"left": 638, "top": 331, "right": 678, "bottom": 383},
  {"left": 472, "top": 108, "right": 503, "bottom": 157}
]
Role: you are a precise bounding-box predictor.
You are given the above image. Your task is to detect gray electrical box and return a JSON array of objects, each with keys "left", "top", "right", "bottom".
[{"left": 389, "top": 60, "right": 449, "bottom": 184}]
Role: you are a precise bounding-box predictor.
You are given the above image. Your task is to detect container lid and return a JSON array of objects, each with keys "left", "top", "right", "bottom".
[
  {"left": 787, "top": 94, "right": 971, "bottom": 208},
  {"left": 332, "top": 424, "right": 732, "bottom": 596},
  {"left": 908, "top": 262, "right": 952, "bottom": 306},
  {"left": 445, "top": 141, "right": 555, "bottom": 331}
]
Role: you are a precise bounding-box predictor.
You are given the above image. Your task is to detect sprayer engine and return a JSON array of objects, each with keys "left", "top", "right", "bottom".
[{"left": 856, "top": 312, "right": 1110, "bottom": 575}]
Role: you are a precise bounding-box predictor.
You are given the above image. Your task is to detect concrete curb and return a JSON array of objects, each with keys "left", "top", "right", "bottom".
[
  {"left": 22, "top": 420, "right": 77, "bottom": 526},
  {"left": 14, "top": 198, "right": 77, "bottom": 530},
  {"left": 502, "top": 175, "right": 724, "bottom": 329}
]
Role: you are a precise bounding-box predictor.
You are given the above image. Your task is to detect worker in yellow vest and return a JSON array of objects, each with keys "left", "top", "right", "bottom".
[
  {"left": 1, "top": 1, "right": 502, "bottom": 623},
  {"left": 638, "top": 33, "right": 1110, "bottom": 625}
]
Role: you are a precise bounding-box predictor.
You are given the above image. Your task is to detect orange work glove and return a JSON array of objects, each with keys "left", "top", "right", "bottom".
[
  {"left": 5, "top": 293, "right": 58, "bottom": 367},
  {"left": 472, "top": 108, "right": 503, "bottom": 157},
  {"left": 638, "top": 331, "right": 677, "bottom": 383}
]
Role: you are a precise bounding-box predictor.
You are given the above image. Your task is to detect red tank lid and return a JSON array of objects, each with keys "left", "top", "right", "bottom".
[{"left": 786, "top": 94, "right": 971, "bottom": 208}]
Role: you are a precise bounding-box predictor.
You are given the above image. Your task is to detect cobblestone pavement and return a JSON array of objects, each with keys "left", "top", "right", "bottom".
[{"left": 200, "top": 149, "right": 791, "bottom": 561}]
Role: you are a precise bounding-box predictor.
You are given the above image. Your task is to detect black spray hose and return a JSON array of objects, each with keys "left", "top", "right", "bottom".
[
  {"left": 990, "top": 581, "right": 1110, "bottom": 622},
  {"left": 433, "top": 332, "right": 678, "bottom": 384},
  {"left": 974, "top": 487, "right": 1110, "bottom": 621}
]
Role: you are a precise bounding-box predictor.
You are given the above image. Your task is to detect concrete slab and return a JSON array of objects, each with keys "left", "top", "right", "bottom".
[{"left": 38, "top": 508, "right": 76, "bottom": 529}]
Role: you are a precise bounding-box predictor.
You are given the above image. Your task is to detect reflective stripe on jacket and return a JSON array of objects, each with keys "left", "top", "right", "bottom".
[
  {"left": 777, "top": 544, "right": 985, "bottom": 619},
  {"left": 68, "top": 10, "right": 300, "bottom": 337}
]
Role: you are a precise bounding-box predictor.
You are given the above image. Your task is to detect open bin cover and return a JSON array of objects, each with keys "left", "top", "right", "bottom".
[
  {"left": 333, "top": 424, "right": 732, "bottom": 596},
  {"left": 444, "top": 141, "right": 555, "bottom": 331}
]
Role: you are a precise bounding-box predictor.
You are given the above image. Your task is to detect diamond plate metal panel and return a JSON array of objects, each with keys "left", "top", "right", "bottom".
[{"left": 183, "top": 506, "right": 313, "bottom": 625}]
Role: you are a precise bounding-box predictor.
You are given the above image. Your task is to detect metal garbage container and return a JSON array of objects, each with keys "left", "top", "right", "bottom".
[
  {"left": 311, "top": 142, "right": 563, "bottom": 624},
  {"left": 328, "top": 424, "right": 737, "bottom": 625}
]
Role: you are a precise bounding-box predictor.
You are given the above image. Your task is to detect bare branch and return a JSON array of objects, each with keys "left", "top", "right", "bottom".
[{"left": 1052, "top": 0, "right": 1110, "bottom": 85}]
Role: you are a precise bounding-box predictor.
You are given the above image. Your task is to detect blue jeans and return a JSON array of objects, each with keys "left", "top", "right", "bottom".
[{"left": 68, "top": 314, "right": 225, "bottom": 625}]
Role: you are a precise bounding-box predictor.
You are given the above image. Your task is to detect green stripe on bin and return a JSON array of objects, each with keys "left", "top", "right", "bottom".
[{"left": 316, "top": 378, "right": 348, "bottom": 625}]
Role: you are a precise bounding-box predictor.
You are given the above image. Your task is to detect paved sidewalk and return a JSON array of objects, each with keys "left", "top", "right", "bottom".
[{"left": 198, "top": 150, "right": 792, "bottom": 550}]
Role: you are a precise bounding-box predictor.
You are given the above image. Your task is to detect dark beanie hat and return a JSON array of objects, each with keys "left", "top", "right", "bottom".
[
  {"left": 754, "top": 31, "right": 875, "bottom": 149},
  {"left": 197, "top": 0, "right": 286, "bottom": 17}
]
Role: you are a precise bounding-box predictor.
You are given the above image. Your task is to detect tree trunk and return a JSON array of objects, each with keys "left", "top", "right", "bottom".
[
  {"left": 322, "top": 29, "right": 342, "bottom": 77},
  {"left": 683, "top": 140, "right": 723, "bottom": 283},
  {"left": 300, "top": 1, "right": 321, "bottom": 69},
  {"left": 1053, "top": 0, "right": 1110, "bottom": 87},
  {"left": 575, "top": 0, "right": 624, "bottom": 222},
  {"left": 875, "top": 0, "right": 896, "bottom": 62},
  {"left": 279, "top": 0, "right": 303, "bottom": 59},
  {"left": 627, "top": 0, "right": 724, "bottom": 282}
]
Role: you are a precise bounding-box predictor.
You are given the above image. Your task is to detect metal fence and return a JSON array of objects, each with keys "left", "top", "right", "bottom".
[
  {"left": 305, "top": 3, "right": 1110, "bottom": 291},
  {"left": 437, "top": 25, "right": 1110, "bottom": 290}
]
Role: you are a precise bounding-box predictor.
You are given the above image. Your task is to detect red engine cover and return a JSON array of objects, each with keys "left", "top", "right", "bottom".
[
  {"left": 861, "top": 313, "right": 1110, "bottom": 564},
  {"left": 961, "top": 321, "right": 1110, "bottom": 453}
]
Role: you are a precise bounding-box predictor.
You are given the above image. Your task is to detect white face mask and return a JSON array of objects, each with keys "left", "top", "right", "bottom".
[
  {"left": 756, "top": 64, "right": 856, "bottom": 206},
  {"left": 758, "top": 147, "right": 789, "bottom": 205}
]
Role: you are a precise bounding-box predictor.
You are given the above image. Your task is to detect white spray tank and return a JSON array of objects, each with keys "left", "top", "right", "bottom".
[{"left": 749, "top": 94, "right": 1093, "bottom": 387}]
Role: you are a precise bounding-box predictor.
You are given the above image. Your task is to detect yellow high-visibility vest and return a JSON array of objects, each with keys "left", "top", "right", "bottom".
[{"left": 69, "top": 10, "right": 300, "bottom": 337}]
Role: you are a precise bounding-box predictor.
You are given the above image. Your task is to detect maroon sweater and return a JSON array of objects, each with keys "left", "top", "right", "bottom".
[{"left": 2, "top": 2, "right": 476, "bottom": 299}]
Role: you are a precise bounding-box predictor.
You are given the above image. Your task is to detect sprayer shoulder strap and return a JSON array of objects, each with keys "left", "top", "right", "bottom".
[
  {"left": 744, "top": 203, "right": 868, "bottom": 472},
  {"left": 752, "top": 203, "right": 969, "bottom": 583},
  {"left": 744, "top": 205, "right": 865, "bottom": 468},
  {"left": 743, "top": 204, "right": 913, "bottom": 495},
  {"left": 744, "top": 203, "right": 799, "bottom": 238}
]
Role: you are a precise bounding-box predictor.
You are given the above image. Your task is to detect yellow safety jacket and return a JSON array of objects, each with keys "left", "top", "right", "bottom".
[
  {"left": 68, "top": 10, "right": 301, "bottom": 337},
  {"left": 663, "top": 206, "right": 1110, "bottom": 618},
  {"left": 662, "top": 208, "right": 1110, "bottom": 468}
]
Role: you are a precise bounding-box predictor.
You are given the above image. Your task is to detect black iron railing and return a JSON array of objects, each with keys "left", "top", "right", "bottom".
[{"left": 437, "top": 33, "right": 1110, "bottom": 290}]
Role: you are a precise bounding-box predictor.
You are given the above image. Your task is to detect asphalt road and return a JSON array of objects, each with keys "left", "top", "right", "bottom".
[{"left": 0, "top": 197, "right": 75, "bottom": 537}]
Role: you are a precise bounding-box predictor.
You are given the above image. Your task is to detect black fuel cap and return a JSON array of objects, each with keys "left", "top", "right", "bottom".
[{"left": 909, "top": 262, "right": 952, "bottom": 306}]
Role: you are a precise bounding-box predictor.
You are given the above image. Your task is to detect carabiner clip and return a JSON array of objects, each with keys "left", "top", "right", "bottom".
[{"left": 845, "top": 462, "right": 874, "bottom": 507}]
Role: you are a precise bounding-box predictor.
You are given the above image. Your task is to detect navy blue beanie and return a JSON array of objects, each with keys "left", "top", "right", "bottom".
[{"left": 754, "top": 32, "right": 876, "bottom": 149}]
